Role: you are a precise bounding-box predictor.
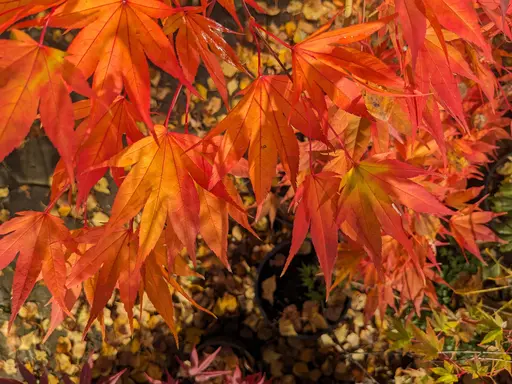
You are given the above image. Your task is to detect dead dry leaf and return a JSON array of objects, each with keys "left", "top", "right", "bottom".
[
  {"left": 213, "top": 293, "right": 238, "bottom": 316},
  {"left": 261, "top": 275, "right": 277, "bottom": 305},
  {"left": 279, "top": 318, "right": 298, "bottom": 336},
  {"left": 94, "top": 177, "right": 111, "bottom": 195}
]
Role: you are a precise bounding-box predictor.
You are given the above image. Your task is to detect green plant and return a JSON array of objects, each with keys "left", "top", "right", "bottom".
[{"left": 298, "top": 263, "right": 326, "bottom": 303}]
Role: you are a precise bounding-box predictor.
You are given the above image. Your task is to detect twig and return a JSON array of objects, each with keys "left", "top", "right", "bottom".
[
  {"left": 252, "top": 27, "right": 292, "bottom": 81},
  {"left": 349, "top": 357, "right": 379, "bottom": 384}
]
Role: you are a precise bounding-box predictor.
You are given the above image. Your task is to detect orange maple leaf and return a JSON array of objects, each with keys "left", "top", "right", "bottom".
[
  {"left": 334, "top": 157, "right": 452, "bottom": 270},
  {"left": 203, "top": 0, "right": 265, "bottom": 29},
  {"left": 0, "top": 211, "right": 74, "bottom": 327},
  {"left": 158, "top": 133, "right": 256, "bottom": 269},
  {"left": 0, "top": 29, "right": 93, "bottom": 179},
  {"left": 206, "top": 75, "right": 321, "bottom": 204},
  {"left": 51, "top": 96, "right": 144, "bottom": 205},
  {"left": 163, "top": 6, "right": 245, "bottom": 106},
  {"left": 291, "top": 17, "right": 402, "bottom": 127},
  {"left": 66, "top": 228, "right": 140, "bottom": 332},
  {"left": 0, "top": 0, "right": 63, "bottom": 33},
  {"left": 100, "top": 125, "right": 247, "bottom": 266},
  {"left": 142, "top": 236, "right": 213, "bottom": 344},
  {"left": 449, "top": 208, "right": 504, "bottom": 261},
  {"left": 49, "top": 0, "right": 190, "bottom": 125},
  {"left": 283, "top": 172, "right": 340, "bottom": 293}
]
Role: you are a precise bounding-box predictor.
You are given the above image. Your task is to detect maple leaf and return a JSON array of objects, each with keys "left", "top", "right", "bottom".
[
  {"left": 163, "top": 6, "right": 244, "bottom": 105},
  {"left": 181, "top": 346, "right": 230, "bottom": 382},
  {"left": 49, "top": 0, "right": 190, "bottom": 125},
  {"left": 66, "top": 355, "right": 126, "bottom": 384},
  {"left": 207, "top": 0, "right": 265, "bottom": 29},
  {"left": 449, "top": 208, "right": 504, "bottom": 261},
  {"left": 0, "top": 0, "right": 63, "bottom": 33},
  {"left": 445, "top": 186, "right": 484, "bottom": 209},
  {"left": 66, "top": 228, "right": 140, "bottom": 333},
  {"left": 75, "top": 97, "right": 143, "bottom": 205},
  {"left": 206, "top": 75, "right": 321, "bottom": 204},
  {"left": 359, "top": 235, "right": 441, "bottom": 317},
  {"left": 283, "top": 172, "right": 340, "bottom": 292},
  {"left": 414, "top": 32, "right": 487, "bottom": 131},
  {"left": 142, "top": 237, "right": 213, "bottom": 344},
  {"left": 198, "top": 180, "right": 240, "bottom": 268},
  {"left": 387, "top": 318, "right": 413, "bottom": 350},
  {"left": 395, "top": 0, "right": 492, "bottom": 63},
  {"left": 423, "top": 0, "right": 492, "bottom": 59},
  {"left": 330, "top": 243, "right": 366, "bottom": 292},
  {"left": 0, "top": 211, "right": 74, "bottom": 327},
  {"left": 394, "top": 0, "right": 426, "bottom": 67},
  {"left": 164, "top": 133, "right": 256, "bottom": 268},
  {"left": 0, "top": 29, "right": 93, "bottom": 179},
  {"left": 323, "top": 108, "right": 372, "bottom": 173},
  {"left": 51, "top": 97, "right": 144, "bottom": 204},
  {"left": 227, "top": 366, "right": 269, "bottom": 384},
  {"left": 334, "top": 157, "right": 452, "bottom": 270},
  {"left": 254, "top": 192, "right": 280, "bottom": 227},
  {"left": 42, "top": 227, "right": 103, "bottom": 341},
  {"left": 364, "top": 93, "right": 413, "bottom": 140},
  {"left": 102, "top": 125, "right": 248, "bottom": 267},
  {"left": 291, "top": 17, "right": 402, "bottom": 127},
  {"left": 410, "top": 322, "right": 444, "bottom": 360},
  {"left": 43, "top": 284, "right": 81, "bottom": 342},
  {"left": 99, "top": 125, "right": 208, "bottom": 263}
]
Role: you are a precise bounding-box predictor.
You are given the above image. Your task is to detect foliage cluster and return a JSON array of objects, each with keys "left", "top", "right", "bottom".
[{"left": 0, "top": 0, "right": 511, "bottom": 379}]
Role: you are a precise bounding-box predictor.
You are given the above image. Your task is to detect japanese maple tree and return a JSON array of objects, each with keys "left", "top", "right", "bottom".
[{"left": 0, "top": 0, "right": 509, "bottom": 366}]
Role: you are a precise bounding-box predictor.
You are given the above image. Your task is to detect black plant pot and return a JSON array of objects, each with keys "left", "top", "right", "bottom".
[{"left": 254, "top": 241, "right": 349, "bottom": 341}]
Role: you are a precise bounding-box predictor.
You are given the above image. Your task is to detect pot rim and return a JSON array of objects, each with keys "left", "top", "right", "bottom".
[{"left": 254, "top": 240, "right": 349, "bottom": 340}]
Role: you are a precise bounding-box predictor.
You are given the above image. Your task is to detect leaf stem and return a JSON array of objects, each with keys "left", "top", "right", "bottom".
[
  {"left": 44, "top": 187, "right": 67, "bottom": 214},
  {"left": 252, "top": 27, "right": 292, "bottom": 81},
  {"left": 39, "top": 7, "right": 56, "bottom": 46},
  {"left": 252, "top": 22, "right": 292, "bottom": 50},
  {"left": 184, "top": 89, "right": 191, "bottom": 134},
  {"left": 165, "top": 83, "right": 183, "bottom": 128}
]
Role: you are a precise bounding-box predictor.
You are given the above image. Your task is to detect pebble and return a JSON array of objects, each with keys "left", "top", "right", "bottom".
[
  {"left": 243, "top": 313, "right": 260, "bottom": 331},
  {"left": 334, "top": 323, "right": 349, "bottom": 344},
  {"left": 270, "top": 360, "right": 284, "bottom": 378},
  {"left": 257, "top": 325, "right": 273, "bottom": 341},
  {"left": 351, "top": 292, "right": 367, "bottom": 311},
  {"left": 346, "top": 332, "right": 360, "bottom": 349},
  {"left": 281, "top": 375, "right": 296, "bottom": 384},
  {"left": 287, "top": 337, "right": 304, "bottom": 349},
  {"left": 352, "top": 310, "right": 365, "bottom": 332},
  {"left": 292, "top": 362, "right": 309, "bottom": 378},
  {"left": 227, "top": 79, "right": 238, "bottom": 95},
  {"left": 360, "top": 327, "right": 374, "bottom": 345},
  {"left": 319, "top": 334, "right": 336, "bottom": 348},
  {"left": 334, "top": 362, "right": 348, "bottom": 380},
  {"left": 325, "top": 305, "right": 343, "bottom": 322},
  {"left": 156, "top": 87, "right": 171, "bottom": 101},
  {"left": 309, "top": 369, "right": 322, "bottom": 381},
  {"left": 232, "top": 225, "right": 243, "bottom": 241},
  {"left": 263, "top": 348, "right": 282, "bottom": 364},
  {"left": 321, "top": 358, "right": 334, "bottom": 376},
  {"left": 245, "top": 287, "right": 255, "bottom": 300},
  {"left": 299, "top": 348, "right": 314, "bottom": 363},
  {"left": 352, "top": 348, "right": 366, "bottom": 361}
]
